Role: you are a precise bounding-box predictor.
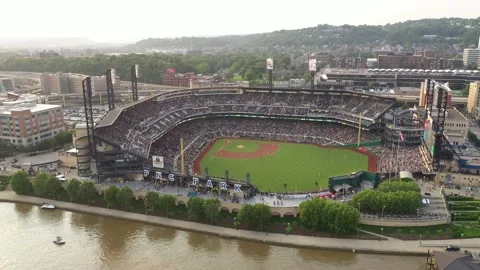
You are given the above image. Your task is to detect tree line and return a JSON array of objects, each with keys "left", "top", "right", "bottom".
[
  {"left": 8, "top": 171, "right": 275, "bottom": 231},
  {"left": 351, "top": 180, "right": 422, "bottom": 214},
  {"left": 298, "top": 198, "right": 360, "bottom": 234},
  {"left": 0, "top": 53, "right": 306, "bottom": 85}
]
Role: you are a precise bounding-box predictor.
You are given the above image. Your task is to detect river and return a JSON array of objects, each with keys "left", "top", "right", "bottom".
[{"left": 0, "top": 203, "right": 426, "bottom": 270}]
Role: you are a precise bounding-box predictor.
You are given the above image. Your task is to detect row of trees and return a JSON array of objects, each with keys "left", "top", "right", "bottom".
[
  {"left": 9, "top": 171, "right": 273, "bottom": 231},
  {"left": 0, "top": 53, "right": 303, "bottom": 85},
  {"left": 351, "top": 180, "right": 422, "bottom": 214},
  {"left": 376, "top": 180, "right": 420, "bottom": 193},
  {"left": 299, "top": 198, "right": 360, "bottom": 234},
  {"left": 10, "top": 171, "right": 101, "bottom": 205}
]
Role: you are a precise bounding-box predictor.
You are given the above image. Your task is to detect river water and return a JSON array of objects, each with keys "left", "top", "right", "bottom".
[{"left": 0, "top": 203, "right": 425, "bottom": 270}]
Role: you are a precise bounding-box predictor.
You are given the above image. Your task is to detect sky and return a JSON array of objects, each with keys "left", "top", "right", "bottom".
[{"left": 1, "top": 0, "right": 479, "bottom": 43}]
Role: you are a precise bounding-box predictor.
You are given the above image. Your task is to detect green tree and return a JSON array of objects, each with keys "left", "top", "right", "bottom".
[
  {"left": 144, "top": 191, "right": 160, "bottom": 214},
  {"left": 78, "top": 181, "right": 97, "bottom": 205},
  {"left": 66, "top": 178, "right": 81, "bottom": 202},
  {"left": 44, "top": 175, "right": 62, "bottom": 199},
  {"left": 203, "top": 198, "right": 221, "bottom": 225},
  {"left": 116, "top": 186, "right": 134, "bottom": 211},
  {"left": 237, "top": 204, "right": 255, "bottom": 230},
  {"left": 253, "top": 204, "right": 272, "bottom": 232},
  {"left": 103, "top": 185, "right": 119, "bottom": 208},
  {"left": 10, "top": 171, "right": 33, "bottom": 195},
  {"left": 158, "top": 194, "right": 176, "bottom": 217},
  {"left": 187, "top": 197, "right": 205, "bottom": 221},
  {"left": 32, "top": 173, "right": 49, "bottom": 197}
]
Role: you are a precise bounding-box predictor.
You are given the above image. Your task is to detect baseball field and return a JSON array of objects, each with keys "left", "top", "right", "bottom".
[{"left": 194, "top": 138, "right": 376, "bottom": 192}]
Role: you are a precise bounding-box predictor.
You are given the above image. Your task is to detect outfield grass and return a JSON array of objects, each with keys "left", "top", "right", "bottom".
[{"left": 198, "top": 138, "right": 368, "bottom": 192}]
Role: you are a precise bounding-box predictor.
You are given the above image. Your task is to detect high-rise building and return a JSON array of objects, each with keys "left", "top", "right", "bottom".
[
  {"left": 40, "top": 73, "right": 120, "bottom": 95},
  {"left": 467, "top": 82, "right": 480, "bottom": 117},
  {"left": 0, "top": 101, "right": 64, "bottom": 146},
  {"left": 463, "top": 48, "right": 480, "bottom": 67}
]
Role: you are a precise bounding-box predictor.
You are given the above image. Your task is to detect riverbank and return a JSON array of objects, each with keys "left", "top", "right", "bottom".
[{"left": 0, "top": 191, "right": 475, "bottom": 256}]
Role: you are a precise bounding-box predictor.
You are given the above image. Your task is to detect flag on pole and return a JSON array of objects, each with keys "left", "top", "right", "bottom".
[{"left": 399, "top": 132, "right": 404, "bottom": 142}]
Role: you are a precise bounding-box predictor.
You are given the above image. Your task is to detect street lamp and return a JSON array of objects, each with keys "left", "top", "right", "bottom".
[
  {"left": 381, "top": 228, "right": 384, "bottom": 237},
  {"left": 382, "top": 205, "right": 386, "bottom": 218},
  {"left": 461, "top": 233, "right": 464, "bottom": 243},
  {"left": 357, "top": 227, "right": 360, "bottom": 239},
  {"left": 357, "top": 203, "right": 361, "bottom": 214},
  {"left": 416, "top": 208, "right": 420, "bottom": 218},
  {"left": 335, "top": 225, "right": 338, "bottom": 238}
]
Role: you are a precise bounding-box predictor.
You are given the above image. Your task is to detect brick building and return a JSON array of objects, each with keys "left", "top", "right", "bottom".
[
  {"left": 162, "top": 72, "right": 198, "bottom": 87},
  {"left": 0, "top": 101, "right": 64, "bottom": 146}
]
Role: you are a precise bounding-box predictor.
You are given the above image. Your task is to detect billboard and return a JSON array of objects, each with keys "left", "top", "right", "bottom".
[
  {"left": 266, "top": 58, "right": 274, "bottom": 70},
  {"left": 152, "top": 155, "right": 164, "bottom": 169},
  {"left": 308, "top": 58, "right": 317, "bottom": 72},
  {"left": 166, "top": 69, "right": 176, "bottom": 74}
]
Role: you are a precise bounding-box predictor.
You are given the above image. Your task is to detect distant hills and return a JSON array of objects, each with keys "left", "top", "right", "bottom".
[
  {"left": 129, "top": 17, "right": 480, "bottom": 52},
  {"left": 0, "top": 37, "right": 122, "bottom": 50}
]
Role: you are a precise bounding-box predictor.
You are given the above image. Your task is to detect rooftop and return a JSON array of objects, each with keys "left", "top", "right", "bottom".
[{"left": 0, "top": 103, "right": 60, "bottom": 115}]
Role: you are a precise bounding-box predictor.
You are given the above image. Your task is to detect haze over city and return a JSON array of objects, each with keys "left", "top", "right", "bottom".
[{"left": 1, "top": 0, "right": 480, "bottom": 43}]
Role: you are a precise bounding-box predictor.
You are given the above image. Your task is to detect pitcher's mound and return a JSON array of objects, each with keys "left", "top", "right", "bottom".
[{"left": 237, "top": 145, "right": 245, "bottom": 149}]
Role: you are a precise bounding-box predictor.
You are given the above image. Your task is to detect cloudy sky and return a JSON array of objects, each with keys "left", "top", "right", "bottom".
[{"left": 1, "top": 0, "right": 479, "bottom": 43}]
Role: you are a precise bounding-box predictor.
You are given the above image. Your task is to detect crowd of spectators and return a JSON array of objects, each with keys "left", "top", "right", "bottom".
[
  {"left": 95, "top": 91, "right": 395, "bottom": 158},
  {"left": 150, "top": 117, "right": 381, "bottom": 172},
  {"left": 367, "top": 145, "right": 428, "bottom": 173}
]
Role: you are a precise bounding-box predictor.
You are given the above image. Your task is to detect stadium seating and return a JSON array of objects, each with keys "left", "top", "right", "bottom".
[{"left": 95, "top": 90, "right": 395, "bottom": 158}]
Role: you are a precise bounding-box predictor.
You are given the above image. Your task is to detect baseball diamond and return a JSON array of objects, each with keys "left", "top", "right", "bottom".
[{"left": 195, "top": 138, "right": 374, "bottom": 192}]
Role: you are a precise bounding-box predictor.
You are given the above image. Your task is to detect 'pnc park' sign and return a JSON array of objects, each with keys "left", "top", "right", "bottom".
[{"left": 143, "top": 169, "right": 242, "bottom": 192}]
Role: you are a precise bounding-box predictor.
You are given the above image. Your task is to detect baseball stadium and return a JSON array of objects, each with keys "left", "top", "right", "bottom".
[{"left": 87, "top": 87, "right": 433, "bottom": 193}]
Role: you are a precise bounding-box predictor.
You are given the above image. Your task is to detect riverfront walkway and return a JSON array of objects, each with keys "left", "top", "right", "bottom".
[{"left": 1, "top": 191, "right": 479, "bottom": 256}]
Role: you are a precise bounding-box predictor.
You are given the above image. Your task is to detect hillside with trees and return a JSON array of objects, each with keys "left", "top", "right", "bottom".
[{"left": 130, "top": 18, "right": 480, "bottom": 52}]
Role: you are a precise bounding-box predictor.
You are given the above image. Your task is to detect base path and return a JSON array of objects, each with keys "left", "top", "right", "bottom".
[
  {"left": 1, "top": 191, "right": 479, "bottom": 255},
  {"left": 216, "top": 143, "right": 279, "bottom": 159}
]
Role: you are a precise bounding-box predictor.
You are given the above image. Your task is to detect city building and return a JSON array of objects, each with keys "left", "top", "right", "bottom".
[
  {"left": 0, "top": 78, "right": 15, "bottom": 92},
  {"left": 377, "top": 53, "right": 424, "bottom": 69},
  {"left": 40, "top": 72, "right": 120, "bottom": 95},
  {"left": 0, "top": 101, "right": 64, "bottom": 146},
  {"left": 467, "top": 81, "right": 480, "bottom": 117},
  {"left": 463, "top": 48, "right": 480, "bottom": 67},
  {"left": 330, "top": 57, "right": 367, "bottom": 69},
  {"left": 39, "top": 50, "right": 60, "bottom": 58},
  {"left": 162, "top": 72, "right": 198, "bottom": 87}
]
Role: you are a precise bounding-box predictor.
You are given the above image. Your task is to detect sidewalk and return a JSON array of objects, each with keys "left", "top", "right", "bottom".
[{"left": 1, "top": 191, "right": 479, "bottom": 256}]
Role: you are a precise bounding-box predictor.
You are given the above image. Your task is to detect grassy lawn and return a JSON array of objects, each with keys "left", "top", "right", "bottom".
[
  {"left": 361, "top": 224, "right": 453, "bottom": 240},
  {"left": 199, "top": 138, "right": 369, "bottom": 192}
]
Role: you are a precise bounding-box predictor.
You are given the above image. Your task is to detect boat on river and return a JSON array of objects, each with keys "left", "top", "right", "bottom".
[{"left": 41, "top": 203, "right": 55, "bottom": 209}]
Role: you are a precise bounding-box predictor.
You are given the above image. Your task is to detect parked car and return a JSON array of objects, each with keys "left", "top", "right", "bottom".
[{"left": 444, "top": 245, "right": 460, "bottom": 251}]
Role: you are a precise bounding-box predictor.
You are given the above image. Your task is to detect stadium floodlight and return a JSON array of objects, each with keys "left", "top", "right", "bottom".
[
  {"left": 135, "top": 65, "right": 140, "bottom": 78},
  {"left": 266, "top": 58, "right": 274, "bottom": 70},
  {"left": 111, "top": 69, "right": 116, "bottom": 85}
]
